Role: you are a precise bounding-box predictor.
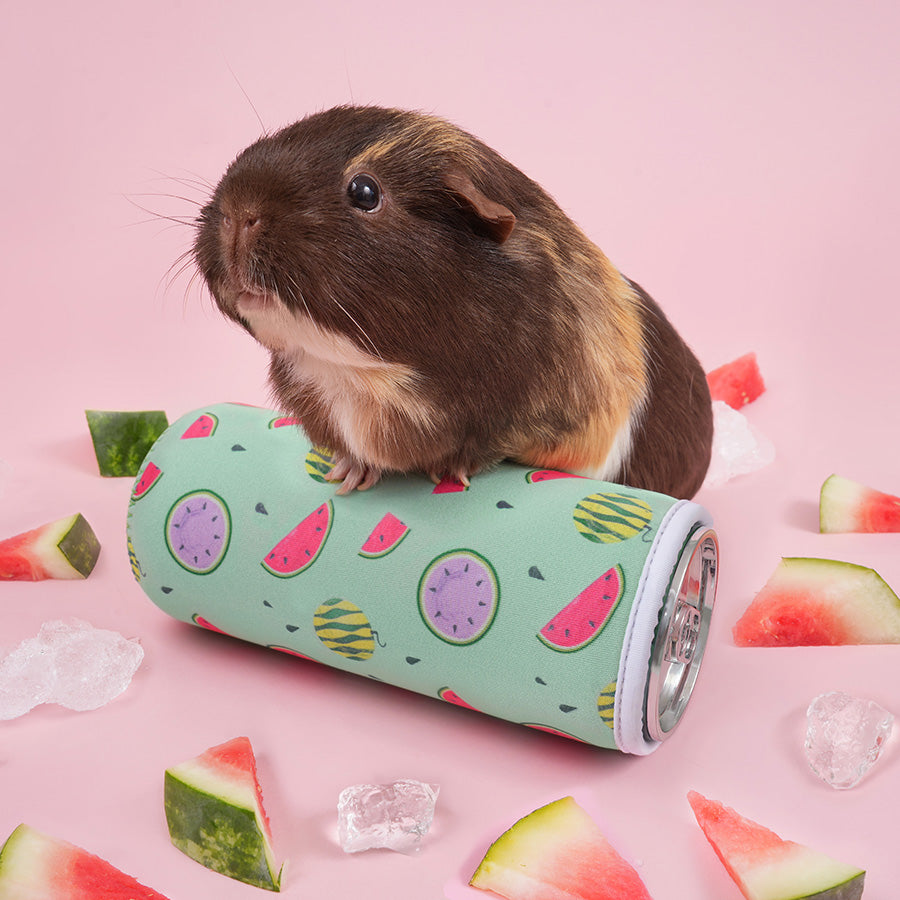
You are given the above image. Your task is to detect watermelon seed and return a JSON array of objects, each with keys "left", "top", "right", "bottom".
[
  {"left": 263, "top": 600, "right": 273, "bottom": 608},
  {"left": 559, "top": 704, "right": 577, "bottom": 713},
  {"left": 285, "top": 624, "right": 299, "bottom": 633},
  {"left": 528, "top": 566, "right": 544, "bottom": 580},
  {"left": 535, "top": 676, "right": 547, "bottom": 685},
  {"left": 467, "top": 617, "right": 474, "bottom": 625},
  {"left": 161, "top": 586, "right": 173, "bottom": 594},
  {"left": 255, "top": 503, "right": 268, "bottom": 515},
  {"left": 406, "top": 656, "right": 421, "bottom": 665},
  {"left": 205, "top": 549, "right": 211, "bottom": 557},
  {"left": 478, "top": 601, "right": 487, "bottom": 606},
  {"left": 476, "top": 579, "right": 483, "bottom": 586},
  {"left": 232, "top": 444, "right": 246, "bottom": 451},
  {"left": 496, "top": 500, "right": 513, "bottom": 509}
]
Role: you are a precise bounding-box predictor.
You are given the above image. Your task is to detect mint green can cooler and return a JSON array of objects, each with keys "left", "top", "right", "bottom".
[{"left": 126, "top": 402, "right": 718, "bottom": 754}]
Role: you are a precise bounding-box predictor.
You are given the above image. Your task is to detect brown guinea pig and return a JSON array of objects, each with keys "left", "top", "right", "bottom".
[{"left": 193, "top": 105, "right": 713, "bottom": 498}]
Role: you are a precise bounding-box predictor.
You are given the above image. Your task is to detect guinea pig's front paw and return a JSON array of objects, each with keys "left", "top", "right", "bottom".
[
  {"left": 325, "top": 453, "right": 382, "bottom": 494},
  {"left": 428, "top": 467, "right": 474, "bottom": 489}
]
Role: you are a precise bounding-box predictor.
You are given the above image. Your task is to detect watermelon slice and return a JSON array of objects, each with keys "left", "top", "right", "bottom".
[
  {"left": 132, "top": 460, "right": 163, "bottom": 501},
  {"left": 469, "top": 796, "right": 653, "bottom": 899},
  {"left": 431, "top": 476, "right": 469, "bottom": 494},
  {"left": 732, "top": 557, "right": 900, "bottom": 646},
  {"left": 438, "top": 686, "right": 480, "bottom": 711},
  {"left": 0, "top": 823, "right": 171, "bottom": 898},
  {"left": 706, "top": 352, "right": 765, "bottom": 409},
  {"left": 359, "top": 512, "right": 410, "bottom": 558},
  {"left": 538, "top": 565, "right": 625, "bottom": 651},
  {"left": 687, "top": 791, "right": 865, "bottom": 900},
  {"left": 181, "top": 412, "right": 218, "bottom": 439},
  {"left": 164, "top": 736, "right": 282, "bottom": 891},
  {"left": 0, "top": 513, "right": 101, "bottom": 580},
  {"left": 85, "top": 409, "right": 169, "bottom": 477},
  {"left": 526, "top": 469, "right": 588, "bottom": 483},
  {"left": 820, "top": 474, "right": 900, "bottom": 533},
  {"left": 262, "top": 501, "right": 333, "bottom": 577}
]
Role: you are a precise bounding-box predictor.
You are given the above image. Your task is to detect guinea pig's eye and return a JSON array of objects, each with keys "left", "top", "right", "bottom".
[{"left": 347, "top": 174, "right": 382, "bottom": 212}]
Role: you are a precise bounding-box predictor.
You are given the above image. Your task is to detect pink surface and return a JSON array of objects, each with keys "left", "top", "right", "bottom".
[{"left": 1, "top": 2, "right": 898, "bottom": 897}]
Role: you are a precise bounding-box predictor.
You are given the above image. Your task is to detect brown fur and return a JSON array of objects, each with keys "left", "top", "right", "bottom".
[{"left": 194, "top": 105, "right": 712, "bottom": 498}]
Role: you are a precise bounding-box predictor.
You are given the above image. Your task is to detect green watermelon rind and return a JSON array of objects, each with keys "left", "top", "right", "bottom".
[
  {"left": 164, "top": 769, "right": 281, "bottom": 891},
  {"left": 164, "top": 490, "right": 232, "bottom": 576},
  {"left": 85, "top": 409, "right": 169, "bottom": 478},
  {"left": 537, "top": 564, "right": 625, "bottom": 653},
  {"left": 261, "top": 501, "right": 334, "bottom": 578},
  {"left": 417, "top": 548, "right": 500, "bottom": 646}
]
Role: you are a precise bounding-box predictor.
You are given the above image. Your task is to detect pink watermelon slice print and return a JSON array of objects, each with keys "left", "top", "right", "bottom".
[
  {"left": 538, "top": 565, "right": 625, "bottom": 652},
  {"left": 359, "top": 512, "right": 410, "bottom": 558},
  {"left": 165, "top": 491, "right": 231, "bottom": 575},
  {"left": 418, "top": 549, "right": 499, "bottom": 645},
  {"left": 131, "top": 460, "right": 162, "bottom": 501},
  {"left": 269, "top": 415, "right": 301, "bottom": 428},
  {"left": 438, "top": 686, "right": 481, "bottom": 711},
  {"left": 432, "top": 476, "right": 469, "bottom": 494},
  {"left": 181, "top": 412, "right": 218, "bottom": 439},
  {"left": 526, "top": 469, "right": 587, "bottom": 483},
  {"left": 262, "top": 501, "right": 333, "bottom": 577}
]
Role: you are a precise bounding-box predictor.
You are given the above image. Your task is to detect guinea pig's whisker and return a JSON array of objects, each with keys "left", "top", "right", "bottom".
[{"left": 328, "top": 293, "right": 382, "bottom": 361}]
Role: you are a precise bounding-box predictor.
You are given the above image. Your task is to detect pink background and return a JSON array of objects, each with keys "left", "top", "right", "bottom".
[{"left": 2, "top": 1, "right": 899, "bottom": 896}]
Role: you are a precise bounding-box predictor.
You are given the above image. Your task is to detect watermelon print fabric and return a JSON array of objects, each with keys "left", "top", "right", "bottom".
[{"left": 127, "top": 403, "right": 712, "bottom": 753}]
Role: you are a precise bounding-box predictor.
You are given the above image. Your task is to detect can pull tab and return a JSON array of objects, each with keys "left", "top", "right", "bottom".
[{"left": 668, "top": 601, "right": 703, "bottom": 664}]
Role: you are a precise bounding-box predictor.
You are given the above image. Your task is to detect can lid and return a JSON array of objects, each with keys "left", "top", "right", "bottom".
[{"left": 645, "top": 527, "right": 718, "bottom": 742}]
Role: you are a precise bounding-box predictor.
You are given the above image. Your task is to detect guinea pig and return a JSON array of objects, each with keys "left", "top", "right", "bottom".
[{"left": 193, "top": 105, "right": 713, "bottom": 498}]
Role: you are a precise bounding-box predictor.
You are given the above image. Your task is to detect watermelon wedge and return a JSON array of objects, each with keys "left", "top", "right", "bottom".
[
  {"left": 538, "top": 565, "right": 624, "bottom": 651},
  {"left": 469, "top": 796, "right": 653, "bottom": 899},
  {"left": 164, "top": 735, "right": 282, "bottom": 891},
  {"left": 262, "top": 501, "right": 333, "bottom": 577},
  {"left": 181, "top": 412, "right": 218, "bottom": 439},
  {"left": 732, "top": 557, "right": 900, "bottom": 646},
  {"left": 687, "top": 791, "right": 865, "bottom": 900},
  {"left": 0, "top": 823, "right": 171, "bottom": 898},
  {"left": 820, "top": 474, "right": 900, "bottom": 533},
  {"left": 0, "top": 513, "right": 101, "bottom": 580},
  {"left": 706, "top": 352, "right": 765, "bottom": 409},
  {"left": 132, "top": 460, "right": 163, "bottom": 501},
  {"left": 85, "top": 409, "right": 169, "bottom": 477},
  {"left": 359, "top": 512, "right": 410, "bottom": 558}
]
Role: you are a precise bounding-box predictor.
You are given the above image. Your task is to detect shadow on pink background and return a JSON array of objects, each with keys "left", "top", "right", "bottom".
[{"left": 1, "top": 2, "right": 898, "bottom": 897}]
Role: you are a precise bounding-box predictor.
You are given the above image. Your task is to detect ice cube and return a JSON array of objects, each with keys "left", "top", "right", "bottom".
[
  {"left": 703, "top": 401, "right": 775, "bottom": 488},
  {"left": 337, "top": 779, "right": 439, "bottom": 853},
  {"left": 0, "top": 619, "right": 143, "bottom": 719},
  {"left": 805, "top": 691, "right": 894, "bottom": 789}
]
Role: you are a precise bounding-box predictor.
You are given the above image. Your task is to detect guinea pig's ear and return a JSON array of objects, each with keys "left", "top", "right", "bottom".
[{"left": 443, "top": 169, "right": 516, "bottom": 243}]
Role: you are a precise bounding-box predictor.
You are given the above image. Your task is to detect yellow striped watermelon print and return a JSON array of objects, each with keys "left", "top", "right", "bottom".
[
  {"left": 305, "top": 446, "right": 335, "bottom": 483},
  {"left": 313, "top": 598, "right": 375, "bottom": 661},
  {"left": 573, "top": 492, "right": 653, "bottom": 544},
  {"left": 597, "top": 680, "right": 616, "bottom": 729}
]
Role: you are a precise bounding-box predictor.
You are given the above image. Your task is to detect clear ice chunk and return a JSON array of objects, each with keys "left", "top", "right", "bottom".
[
  {"left": 703, "top": 401, "right": 775, "bottom": 488},
  {"left": 0, "top": 619, "right": 143, "bottom": 720},
  {"left": 337, "top": 779, "right": 439, "bottom": 853},
  {"left": 805, "top": 691, "right": 894, "bottom": 789}
]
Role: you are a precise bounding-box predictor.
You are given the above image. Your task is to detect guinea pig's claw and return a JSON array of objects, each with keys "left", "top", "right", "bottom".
[{"left": 327, "top": 455, "right": 382, "bottom": 494}]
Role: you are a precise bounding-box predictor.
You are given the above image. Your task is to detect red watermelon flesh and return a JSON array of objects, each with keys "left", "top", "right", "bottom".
[
  {"left": 820, "top": 473, "right": 900, "bottom": 533},
  {"left": 526, "top": 469, "right": 588, "bottom": 483},
  {"left": 538, "top": 565, "right": 624, "bottom": 651},
  {"left": 706, "top": 352, "right": 765, "bottom": 409},
  {"left": 438, "top": 686, "right": 480, "bottom": 711},
  {"left": 470, "top": 796, "right": 653, "bottom": 900},
  {"left": 0, "top": 824, "right": 171, "bottom": 899},
  {"left": 0, "top": 513, "right": 101, "bottom": 581},
  {"left": 687, "top": 791, "right": 865, "bottom": 900},
  {"left": 262, "top": 501, "right": 333, "bottom": 577},
  {"left": 732, "top": 557, "right": 900, "bottom": 646}
]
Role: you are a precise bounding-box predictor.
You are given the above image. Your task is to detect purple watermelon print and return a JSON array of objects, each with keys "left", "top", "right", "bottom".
[
  {"left": 418, "top": 549, "right": 499, "bottom": 645},
  {"left": 165, "top": 490, "right": 231, "bottom": 574}
]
